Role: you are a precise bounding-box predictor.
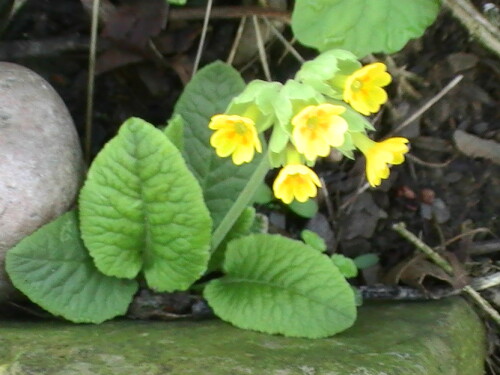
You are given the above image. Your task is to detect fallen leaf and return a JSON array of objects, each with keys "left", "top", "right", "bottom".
[
  {"left": 383, "top": 252, "right": 469, "bottom": 294},
  {"left": 453, "top": 129, "right": 500, "bottom": 164},
  {"left": 102, "top": 0, "right": 168, "bottom": 49}
]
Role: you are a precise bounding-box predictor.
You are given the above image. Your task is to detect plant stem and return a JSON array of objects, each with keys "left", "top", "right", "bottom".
[
  {"left": 211, "top": 152, "right": 270, "bottom": 251},
  {"left": 391, "top": 222, "right": 454, "bottom": 274}
]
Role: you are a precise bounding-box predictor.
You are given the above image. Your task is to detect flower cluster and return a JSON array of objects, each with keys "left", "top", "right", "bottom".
[{"left": 208, "top": 49, "right": 409, "bottom": 204}]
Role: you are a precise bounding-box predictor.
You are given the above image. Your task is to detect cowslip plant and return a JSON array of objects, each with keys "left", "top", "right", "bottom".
[
  {"left": 4, "top": 60, "right": 407, "bottom": 337},
  {"left": 5, "top": 0, "right": 436, "bottom": 339},
  {"left": 4, "top": 62, "right": 357, "bottom": 338}
]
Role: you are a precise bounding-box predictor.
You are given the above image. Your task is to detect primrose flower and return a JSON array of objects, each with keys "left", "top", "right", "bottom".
[
  {"left": 273, "top": 164, "right": 322, "bottom": 204},
  {"left": 343, "top": 63, "right": 391, "bottom": 116},
  {"left": 352, "top": 133, "right": 409, "bottom": 187},
  {"left": 209, "top": 114, "right": 262, "bottom": 165},
  {"left": 291, "top": 103, "right": 348, "bottom": 161}
]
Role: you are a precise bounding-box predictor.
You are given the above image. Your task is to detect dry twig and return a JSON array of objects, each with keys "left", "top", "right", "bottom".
[
  {"left": 388, "top": 75, "right": 464, "bottom": 137},
  {"left": 169, "top": 6, "right": 290, "bottom": 24},
  {"left": 392, "top": 222, "right": 500, "bottom": 327},
  {"left": 192, "top": 0, "right": 213, "bottom": 77},
  {"left": 85, "top": 0, "right": 100, "bottom": 165},
  {"left": 339, "top": 182, "right": 370, "bottom": 211},
  {"left": 392, "top": 222, "right": 454, "bottom": 274},
  {"left": 405, "top": 153, "right": 455, "bottom": 168},
  {"left": 253, "top": 16, "right": 271, "bottom": 81},
  {"left": 442, "top": 0, "right": 500, "bottom": 58},
  {"left": 226, "top": 16, "right": 247, "bottom": 65},
  {"left": 262, "top": 17, "right": 305, "bottom": 64}
]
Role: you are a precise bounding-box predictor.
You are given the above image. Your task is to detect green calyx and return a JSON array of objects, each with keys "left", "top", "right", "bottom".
[
  {"left": 296, "top": 49, "right": 361, "bottom": 99},
  {"left": 351, "top": 131, "right": 376, "bottom": 154},
  {"left": 226, "top": 80, "right": 282, "bottom": 133},
  {"left": 269, "top": 80, "right": 325, "bottom": 155}
]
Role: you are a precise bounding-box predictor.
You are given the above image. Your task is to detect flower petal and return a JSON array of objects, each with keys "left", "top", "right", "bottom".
[
  {"left": 362, "top": 136, "right": 409, "bottom": 187},
  {"left": 343, "top": 63, "right": 391, "bottom": 115},
  {"left": 208, "top": 114, "right": 261, "bottom": 164},
  {"left": 273, "top": 165, "right": 321, "bottom": 203}
]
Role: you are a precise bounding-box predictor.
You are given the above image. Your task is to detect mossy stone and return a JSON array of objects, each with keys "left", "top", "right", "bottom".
[{"left": 0, "top": 297, "right": 486, "bottom": 374}]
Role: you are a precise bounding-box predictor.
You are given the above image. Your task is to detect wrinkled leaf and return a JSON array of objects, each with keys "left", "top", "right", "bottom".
[
  {"left": 173, "top": 62, "right": 263, "bottom": 228},
  {"left": 6, "top": 211, "right": 138, "bottom": 323},
  {"left": 164, "top": 114, "right": 184, "bottom": 151},
  {"left": 205, "top": 234, "right": 356, "bottom": 338},
  {"left": 79, "top": 117, "right": 211, "bottom": 292},
  {"left": 292, "top": 0, "right": 440, "bottom": 57}
]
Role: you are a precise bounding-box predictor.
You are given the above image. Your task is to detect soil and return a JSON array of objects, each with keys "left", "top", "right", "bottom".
[{"left": 1, "top": 0, "right": 499, "bottom": 372}]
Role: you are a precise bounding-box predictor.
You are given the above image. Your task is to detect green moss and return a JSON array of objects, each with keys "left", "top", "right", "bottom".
[{"left": 0, "top": 297, "right": 485, "bottom": 375}]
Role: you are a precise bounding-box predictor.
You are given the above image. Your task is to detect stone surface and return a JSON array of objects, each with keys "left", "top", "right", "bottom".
[
  {"left": 0, "top": 62, "right": 85, "bottom": 301},
  {"left": 0, "top": 298, "right": 486, "bottom": 374}
]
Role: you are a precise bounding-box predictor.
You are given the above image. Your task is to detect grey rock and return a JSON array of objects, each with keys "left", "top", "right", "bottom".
[{"left": 0, "top": 62, "right": 84, "bottom": 302}]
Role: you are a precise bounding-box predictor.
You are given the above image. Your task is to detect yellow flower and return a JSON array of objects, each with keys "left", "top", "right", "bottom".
[
  {"left": 273, "top": 164, "right": 322, "bottom": 204},
  {"left": 209, "top": 114, "right": 262, "bottom": 165},
  {"left": 343, "top": 63, "right": 391, "bottom": 116},
  {"left": 352, "top": 133, "right": 409, "bottom": 187},
  {"left": 291, "top": 103, "right": 348, "bottom": 161}
]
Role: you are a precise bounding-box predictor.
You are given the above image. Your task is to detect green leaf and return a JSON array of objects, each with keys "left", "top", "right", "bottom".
[
  {"left": 79, "top": 117, "right": 211, "bottom": 292},
  {"left": 205, "top": 234, "right": 357, "bottom": 338},
  {"left": 331, "top": 254, "right": 358, "bottom": 278},
  {"left": 354, "top": 253, "right": 380, "bottom": 269},
  {"left": 167, "top": 0, "right": 186, "bottom": 5},
  {"left": 173, "top": 61, "right": 262, "bottom": 228},
  {"left": 252, "top": 182, "right": 273, "bottom": 205},
  {"left": 5, "top": 211, "right": 138, "bottom": 323},
  {"left": 300, "top": 230, "right": 327, "bottom": 252},
  {"left": 292, "top": 0, "right": 440, "bottom": 57},
  {"left": 288, "top": 198, "right": 318, "bottom": 218},
  {"left": 164, "top": 114, "right": 184, "bottom": 151}
]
